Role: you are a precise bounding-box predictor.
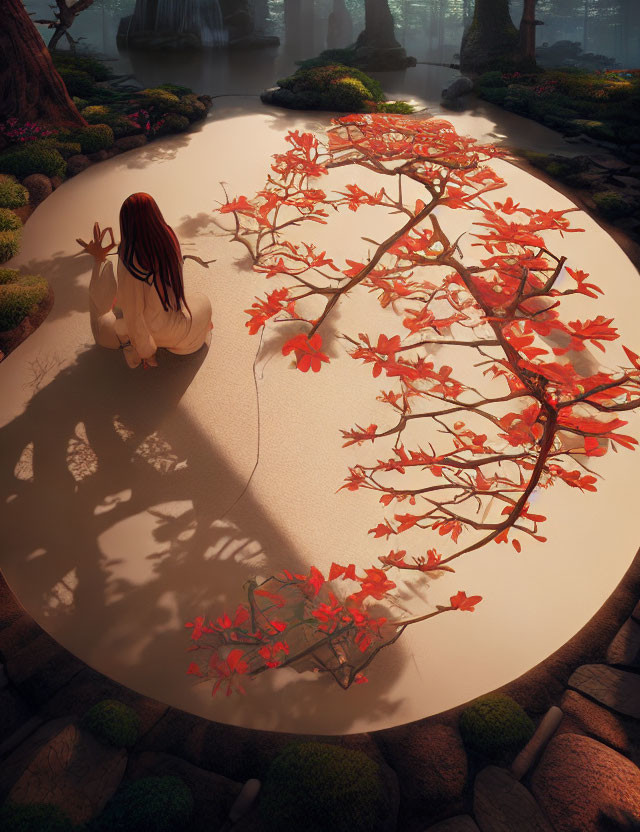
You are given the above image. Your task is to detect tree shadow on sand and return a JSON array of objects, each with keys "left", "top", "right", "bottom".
[{"left": 0, "top": 344, "right": 406, "bottom": 733}]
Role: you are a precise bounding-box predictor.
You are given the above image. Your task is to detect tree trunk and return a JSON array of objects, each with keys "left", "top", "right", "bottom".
[
  {"left": 519, "top": 0, "right": 538, "bottom": 64},
  {"left": 357, "top": 0, "right": 401, "bottom": 50},
  {"left": 0, "top": 0, "right": 86, "bottom": 127},
  {"left": 460, "top": 0, "right": 519, "bottom": 74}
]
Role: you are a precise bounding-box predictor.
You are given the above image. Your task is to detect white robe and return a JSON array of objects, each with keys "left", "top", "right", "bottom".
[{"left": 89, "top": 256, "right": 212, "bottom": 367}]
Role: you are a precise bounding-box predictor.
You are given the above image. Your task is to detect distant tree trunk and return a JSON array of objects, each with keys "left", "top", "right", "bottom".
[
  {"left": 460, "top": 0, "right": 519, "bottom": 74},
  {"left": 0, "top": 0, "right": 87, "bottom": 127},
  {"left": 519, "top": 0, "right": 539, "bottom": 63},
  {"left": 357, "top": 0, "right": 401, "bottom": 50}
]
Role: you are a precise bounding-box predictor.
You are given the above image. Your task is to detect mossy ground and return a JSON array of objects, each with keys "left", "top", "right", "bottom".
[{"left": 476, "top": 68, "right": 640, "bottom": 149}]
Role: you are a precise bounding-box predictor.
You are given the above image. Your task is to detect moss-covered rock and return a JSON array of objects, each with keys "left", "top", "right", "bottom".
[
  {"left": 0, "top": 175, "right": 29, "bottom": 209},
  {"left": 81, "top": 105, "right": 112, "bottom": 124},
  {"left": 0, "top": 142, "right": 67, "bottom": 179},
  {"left": 593, "top": 190, "right": 639, "bottom": 219},
  {"left": 0, "top": 270, "right": 48, "bottom": 330},
  {"left": 81, "top": 699, "right": 141, "bottom": 749},
  {"left": 0, "top": 802, "right": 74, "bottom": 832},
  {"left": 259, "top": 742, "right": 391, "bottom": 832},
  {"left": 90, "top": 775, "right": 194, "bottom": 832},
  {"left": 459, "top": 693, "right": 535, "bottom": 760}
]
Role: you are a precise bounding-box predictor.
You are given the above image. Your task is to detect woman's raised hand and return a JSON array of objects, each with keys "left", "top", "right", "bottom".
[{"left": 77, "top": 222, "right": 116, "bottom": 263}]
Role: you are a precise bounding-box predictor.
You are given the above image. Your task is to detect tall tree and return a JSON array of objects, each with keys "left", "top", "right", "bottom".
[
  {"left": 0, "top": 0, "right": 86, "bottom": 126},
  {"left": 460, "top": 0, "right": 520, "bottom": 73},
  {"left": 519, "top": 0, "right": 540, "bottom": 63}
]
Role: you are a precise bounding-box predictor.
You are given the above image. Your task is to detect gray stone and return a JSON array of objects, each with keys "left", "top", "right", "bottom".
[
  {"left": 442, "top": 77, "right": 474, "bottom": 100},
  {"left": 606, "top": 617, "right": 640, "bottom": 668},
  {"left": 425, "top": 816, "right": 480, "bottom": 832},
  {"left": 22, "top": 173, "right": 52, "bottom": 205},
  {"left": 531, "top": 733, "right": 640, "bottom": 832},
  {"left": 611, "top": 174, "right": 640, "bottom": 189},
  {"left": 114, "top": 134, "right": 148, "bottom": 152},
  {"left": 66, "top": 154, "right": 91, "bottom": 176},
  {"left": 590, "top": 155, "right": 630, "bottom": 172},
  {"left": 568, "top": 663, "right": 640, "bottom": 718},
  {"left": 7, "top": 722, "right": 126, "bottom": 824},
  {"left": 473, "top": 765, "right": 553, "bottom": 832}
]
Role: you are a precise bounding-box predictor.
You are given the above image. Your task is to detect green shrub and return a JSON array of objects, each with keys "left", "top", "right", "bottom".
[
  {"left": 0, "top": 142, "right": 66, "bottom": 179},
  {"left": 0, "top": 271, "right": 48, "bottom": 330},
  {"left": 259, "top": 742, "right": 390, "bottom": 832},
  {"left": 41, "top": 139, "right": 82, "bottom": 160},
  {"left": 81, "top": 105, "right": 112, "bottom": 123},
  {"left": 104, "top": 115, "right": 141, "bottom": 138},
  {"left": 0, "top": 176, "right": 29, "bottom": 209},
  {"left": 81, "top": 699, "right": 141, "bottom": 748},
  {"left": 57, "top": 67, "right": 97, "bottom": 98},
  {"left": 593, "top": 190, "right": 638, "bottom": 219},
  {"left": 0, "top": 802, "right": 74, "bottom": 832},
  {"left": 377, "top": 100, "right": 415, "bottom": 114},
  {"left": 459, "top": 693, "right": 535, "bottom": 759},
  {"left": 90, "top": 776, "right": 194, "bottom": 832},
  {"left": 178, "top": 94, "right": 208, "bottom": 121},
  {"left": 52, "top": 52, "right": 113, "bottom": 82},
  {"left": 0, "top": 230, "right": 21, "bottom": 264},
  {"left": 159, "top": 83, "right": 193, "bottom": 96},
  {"left": 72, "top": 96, "right": 89, "bottom": 109},
  {"left": 157, "top": 114, "right": 191, "bottom": 135},
  {"left": 0, "top": 208, "right": 22, "bottom": 233},
  {"left": 476, "top": 71, "right": 507, "bottom": 89},
  {"left": 63, "top": 124, "right": 115, "bottom": 153}
]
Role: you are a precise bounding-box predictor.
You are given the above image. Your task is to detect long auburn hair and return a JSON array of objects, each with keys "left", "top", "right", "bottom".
[{"left": 118, "top": 192, "right": 189, "bottom": 313}]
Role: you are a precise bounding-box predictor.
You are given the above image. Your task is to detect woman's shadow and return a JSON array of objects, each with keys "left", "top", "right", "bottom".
[{"left": 0, "top": 343, "right": 404, "bottom": 732}]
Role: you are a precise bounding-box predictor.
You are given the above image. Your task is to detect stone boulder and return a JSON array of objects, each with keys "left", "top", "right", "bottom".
[
  {"left": 22, "top": 174, "right": 52, "bottom": 205},
  {"left": 377, "top": 722, "right": 468, "bottom": 818},
  {"left": 442, "top": 77, "right": 474, "bottom": 101},
  {"left": 473, "top": 765, "right": 553, "bottom": 832},
  {"left": 66, "top": 154, "right": 92, "bottom": 176},
  {"left": 6, "top": 721, "right": 126, "bottom": 825},
  {"left": 114, "top": 134, "right": 148, "bottom": 152},
  {"left": 530, "top": 733, "right": 640, "bottom": 831}
]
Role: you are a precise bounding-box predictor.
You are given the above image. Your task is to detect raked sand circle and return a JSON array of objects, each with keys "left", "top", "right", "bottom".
[{"left": 0, "top": 109, "right": 639, "bottom": 734}]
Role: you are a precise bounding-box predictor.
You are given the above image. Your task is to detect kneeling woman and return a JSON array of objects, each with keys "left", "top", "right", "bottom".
[{"left": 82, "top": 192, "right": 212, "bottom": 368}]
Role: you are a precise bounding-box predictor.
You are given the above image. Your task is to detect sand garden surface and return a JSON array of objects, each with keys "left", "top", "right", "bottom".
[{"left": 0, "top": 108, "right": 639, "bottom": 734}]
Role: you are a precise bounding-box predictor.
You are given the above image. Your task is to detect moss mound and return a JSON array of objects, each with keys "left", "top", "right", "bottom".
[
  {"left": 0, "top": 803, "right": 74, "bottom": 832},
  {"left": 62, "top": 124, "right": 115, "bottom": 154},
  {"left": 0, "top": 176, "right": 28, "bottom": 209},
  {"left": 81, "top": 699, "right": 141, "bottom": 748},
  {"left": 0, "top": 142, "right": 66, "bottom": 179},
  {"left": 259, "top": 742, "right": 390, "bottom": 832},
  {"left": 459, "top": 693, "right": 535, "bottom": 759},
  {"left": 0, "top": 269, "right": 48, "bottom": 330},
  {"left": 593, "top": 190, "right": 639, "bottom": 219},
  {"left": 90, "top": 776, "right": 194, "bottom": 832},
  {"left": 268, "top": 64, "right": 413, "bottom": 114}
]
